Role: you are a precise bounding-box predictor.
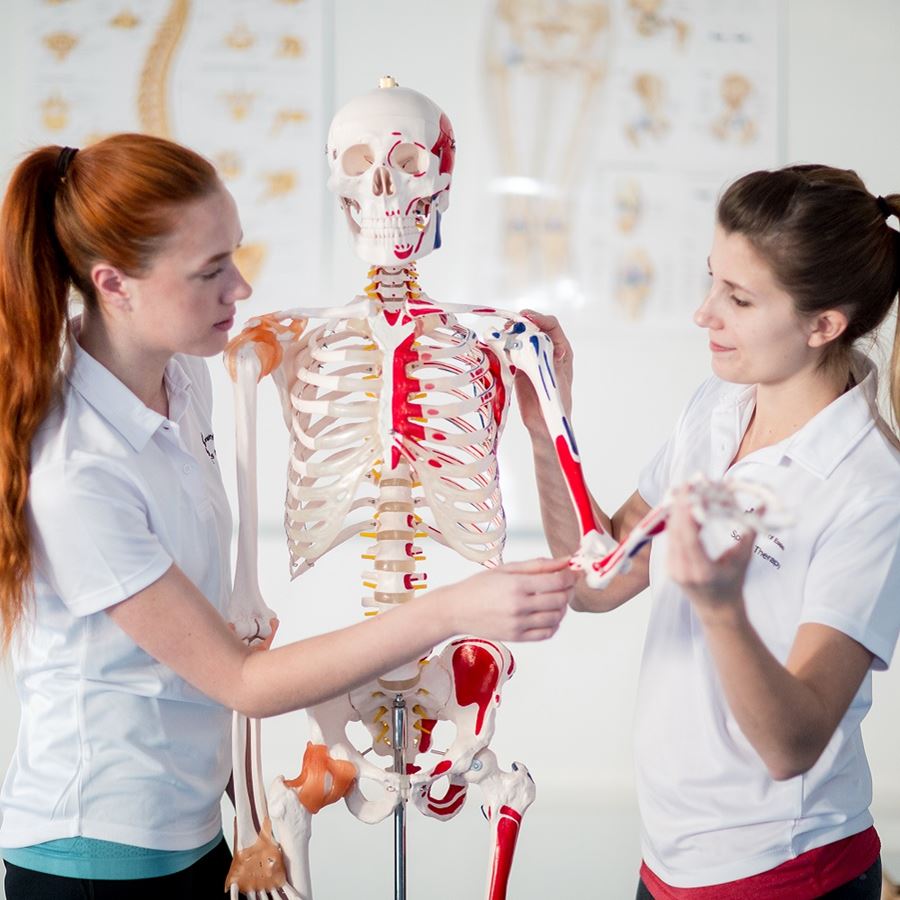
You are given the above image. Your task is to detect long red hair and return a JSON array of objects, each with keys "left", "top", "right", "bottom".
[{"left": 0, "top": 133, "right": 219, "bottom": 648}]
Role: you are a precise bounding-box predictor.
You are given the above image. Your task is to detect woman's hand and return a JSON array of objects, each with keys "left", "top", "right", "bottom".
[
  {"left": 666, "top": 490, "right": 756, "bottom": 624},
  {"left": 441, "top": 556, "right": 575, "bottom": 641},
  {"left": 514, "top": 310, "right": 574, "bottom": 436}
]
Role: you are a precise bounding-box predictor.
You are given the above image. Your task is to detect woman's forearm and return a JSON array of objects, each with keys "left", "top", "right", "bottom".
[
  {"left": 235, "top": 593, "right": 453, "bottom": 717},
  {"left": 529, "top": 431, "right": 652, "bottom": 612},
  {"left": 698, "top": 606, "right": 855, "bottom": 780},
  {"left": 530, "top": 430, "right": 613, "bottom": 556}
]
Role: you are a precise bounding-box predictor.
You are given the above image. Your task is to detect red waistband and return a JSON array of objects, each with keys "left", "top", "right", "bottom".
[{"left": 640, "top": 826, "right": 880, "bottom": 900}]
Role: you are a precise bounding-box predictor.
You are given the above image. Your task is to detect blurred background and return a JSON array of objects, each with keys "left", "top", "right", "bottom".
[{"left": 1, "top": 1, "right": 899, "bottom": 897}]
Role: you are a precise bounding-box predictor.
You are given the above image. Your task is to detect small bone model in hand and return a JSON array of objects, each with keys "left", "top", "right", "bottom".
[{"left": 570, "top": 475, "right": 792, "bottom": 590}]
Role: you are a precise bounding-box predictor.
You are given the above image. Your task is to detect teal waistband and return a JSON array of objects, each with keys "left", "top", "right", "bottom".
[{"left": 1, "top": 831, "right": 223, "bottom": 880}]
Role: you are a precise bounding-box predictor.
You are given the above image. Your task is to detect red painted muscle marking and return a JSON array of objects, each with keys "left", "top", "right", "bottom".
[
  {"left": 555, "top": 435, "right": 602, "bottom": 537},
  {"left": 450, "top": 638, "right": 501, "bottom": 651},
  {"left": 417, "top": 718, "right": 438, "bottom": 753},
  {"left": 387, "top": 327, "right": 426, "bottom": 469},
  {"left": 431, "top": 113, "right": 456, "bottom": 176},
  {"left": 452, "top": 643, "right": 501, "bottom": 736},
  {"left": 488, "top": 807, "right": 524, "bottom": 900},
  {"left": 479, "top": 343, "right": 508, "bottom": 429},
  {"left": 430, "top": 759, "right": 452, "bottom": 777},
  {"left": 427, "top": 782, "right": 467, "bottom": 817}
]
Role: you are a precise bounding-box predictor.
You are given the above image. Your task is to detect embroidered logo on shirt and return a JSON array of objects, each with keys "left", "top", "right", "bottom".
[
  {"left": 202, "top": 432, "right": 217, "bottom": 463},
  {"left": 731, "top": 528, "right": 784, "bottom": 569}
]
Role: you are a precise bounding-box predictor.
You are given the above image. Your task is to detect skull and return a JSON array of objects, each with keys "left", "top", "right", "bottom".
[{"left": 326, "top": 77, "right": 456, "bottom": 266}]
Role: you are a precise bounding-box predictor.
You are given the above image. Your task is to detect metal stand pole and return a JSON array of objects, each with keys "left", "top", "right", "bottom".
[{"left": 392, "top": 694, "right": 408, "bottom": 900}]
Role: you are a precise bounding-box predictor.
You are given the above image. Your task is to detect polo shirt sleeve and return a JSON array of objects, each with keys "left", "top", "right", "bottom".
[
  {"left": 799, "top": 493, "right": 900, "bottom": 670},
  {"left": 638, "top": 436, "right": 675, "bottom": 509},
  {"left": 28, "top": 461, "right": 174, "bottom": 617},
  {"left": 637, "top": 378, "right": 719, "bottom": 508}
]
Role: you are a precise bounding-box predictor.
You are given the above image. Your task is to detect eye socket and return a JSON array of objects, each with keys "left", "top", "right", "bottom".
[
  {"left": 389, "top": 142, "right": 428, "bottom": 175},
  {"left": 341, "top": 143, "right": 375, "bottom": 176}
]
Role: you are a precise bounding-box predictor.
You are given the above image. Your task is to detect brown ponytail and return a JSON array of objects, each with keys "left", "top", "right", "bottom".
[
  {"left": 0, "top": 133, "right": 219, "bottom": 648},
  {"left": 883, "top": 195, "right": 900, "bottom": 428},
  {"left": 717, "top": 166, "right": 900, "bottom": 431}
]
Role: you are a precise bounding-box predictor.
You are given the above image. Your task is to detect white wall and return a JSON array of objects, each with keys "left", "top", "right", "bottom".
[{"left": 2, "top": 1, "right": 900, "bottom": 895}]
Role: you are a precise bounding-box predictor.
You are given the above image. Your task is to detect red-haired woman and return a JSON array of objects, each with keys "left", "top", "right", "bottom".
[
  {"left": 519, "top": 166, "right": 900, "bottom": 900},
  {"left": 0, "top": 134, "right": 574, "bottom": 900}
]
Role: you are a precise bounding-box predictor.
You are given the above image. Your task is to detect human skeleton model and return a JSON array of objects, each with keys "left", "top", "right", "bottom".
[{"left": 221, "top": 80, "right": 787, "bottom": 900}]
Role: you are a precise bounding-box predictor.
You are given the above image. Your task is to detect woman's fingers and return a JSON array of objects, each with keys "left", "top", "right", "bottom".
[
  {"left": 721, "top": 530, "right": 757, "bottom": 567},
  {"left": 519, "top": 626, "right": 560, "bottom": 642},
  {"left": 519, "top": 309, "right": 573, "bottom": 362},
  {"left": 502, "top": 555, "right": 573, "bottom": 575},
  {"left": 667, "top": 491, "right": 755, "bottom": 607},
  {"left": 522, "top": 606, "right": 568, "bottom": 630}
]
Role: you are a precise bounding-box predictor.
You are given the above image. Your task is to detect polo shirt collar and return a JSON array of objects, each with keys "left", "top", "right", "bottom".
[
  {"left": 713, "top": 353, "right": 878, "bottom": 480},
  {"left": 782, "top": 354, "right": 878, "bottom": 479},
  {"left": 66, "top": 335, "right": 194, "bottom": 453}
]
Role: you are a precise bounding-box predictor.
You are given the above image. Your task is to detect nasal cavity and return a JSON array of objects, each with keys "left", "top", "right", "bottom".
[{"left": 372, "top": 167, "right": 395, "bottom": 197}]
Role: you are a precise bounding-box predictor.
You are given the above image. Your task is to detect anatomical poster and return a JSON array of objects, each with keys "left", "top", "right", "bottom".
[
  {"left": 482, "top": 0, "right": 781, "bottom": 327},
  {"left": 19, "top": 0, "right": 329, "bottom": 306}
]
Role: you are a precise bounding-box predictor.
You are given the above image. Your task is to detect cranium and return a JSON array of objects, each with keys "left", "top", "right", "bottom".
[{"left": 326, "top": 76, "right": 456, "bottom": 265}]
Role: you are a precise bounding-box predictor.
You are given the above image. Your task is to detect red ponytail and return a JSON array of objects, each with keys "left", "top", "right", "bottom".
[{"left": 0, "top": 133, "right": 219, "bottom": 648}]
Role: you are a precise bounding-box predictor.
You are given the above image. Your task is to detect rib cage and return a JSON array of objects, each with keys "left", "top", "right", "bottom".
[
  {"left": 285, "top": 322, "right": 380, "bottom": 574},
  {"left": 280, "top": 312, "right": 508, "bottom": 578}
]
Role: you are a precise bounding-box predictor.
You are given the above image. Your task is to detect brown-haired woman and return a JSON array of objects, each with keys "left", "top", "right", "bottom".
[
  {"left": 0, "top": 134, "right": 574, "bottom": 900},
  {"left": 520, "top": 164, "right": 900, "bottom": 899}
]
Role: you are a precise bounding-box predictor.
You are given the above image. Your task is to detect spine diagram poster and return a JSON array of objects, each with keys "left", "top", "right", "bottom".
[{"left": 20, "top": 0, "right": 328, "bottom": 305}]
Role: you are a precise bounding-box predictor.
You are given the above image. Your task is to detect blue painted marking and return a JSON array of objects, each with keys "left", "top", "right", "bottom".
[
  {"left": 562, "top": 416, "right": 579, "bottom": 455},
  {"left": 630, "top": 538, "right": 650, "bottom": 557},
  {"left": 434, "top": 210, "right": 442, "bottom": 250},
  {"left": 529, "top": 335, "right": 540, "bottom": 352},
  {"left": 543, "top": 351, "right": 556, "bottom": 387},
  {"left": 538, "top": 365, "right": 550, "bottom": 400},
  {"left": 512, "top": 322, "right": 526, "bottom": 334}
]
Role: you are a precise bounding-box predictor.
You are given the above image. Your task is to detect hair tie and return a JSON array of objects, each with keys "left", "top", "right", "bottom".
[
  {"left": 876, "top": 195, "right": 893, "bottom": 220},
  {"left": 55, "top": 146, "right": 79, "bottom": 183}
]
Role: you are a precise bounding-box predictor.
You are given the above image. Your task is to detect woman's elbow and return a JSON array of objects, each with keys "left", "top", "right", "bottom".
[
  {"left": 765, "top": 740, "right": 825, "bottom": 782},
  {"left": 227, "top": 687, "right": 285, "bottom": 720}
]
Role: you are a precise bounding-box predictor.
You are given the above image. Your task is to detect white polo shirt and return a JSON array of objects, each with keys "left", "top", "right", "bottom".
[
  {"left": 635, "top": 358, "right": 900, "bottom": 887},
  {"left": 0, "top": 337, "right": 233, "bottom": 851}
]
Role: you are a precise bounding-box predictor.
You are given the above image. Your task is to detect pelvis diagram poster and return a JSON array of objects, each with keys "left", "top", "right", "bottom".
[
  {"left": 19, "top": 0, "right": 329, "bottom": 307},
  {"left": 482, "top": 0, "right": 781, "bottom": 327}
]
